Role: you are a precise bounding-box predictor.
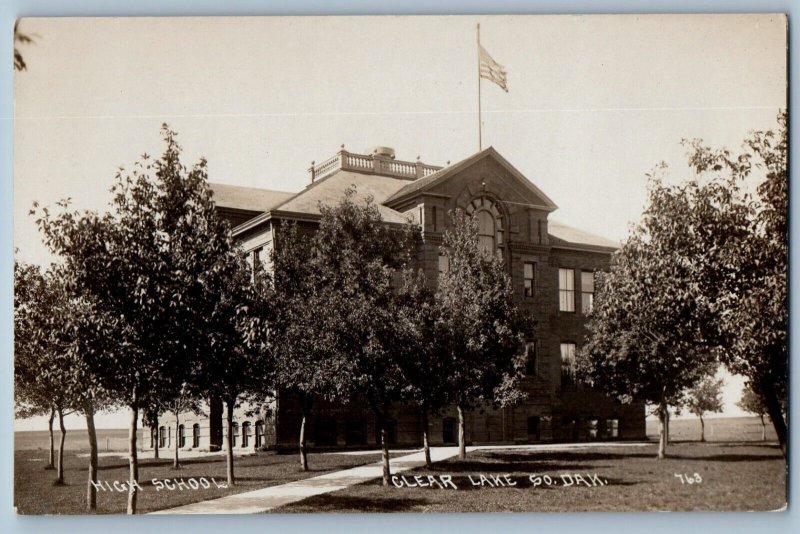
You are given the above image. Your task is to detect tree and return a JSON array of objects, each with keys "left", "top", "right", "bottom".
[
  {"left": 159, "top": 383, "right": 202, "bottom": 469},
  {"left": 311, "top": 189, "right": 420, "bottom": 485},
  {"left": 271, "top": 222, "right": 351, "bottom": 471},
  {"left": 396, "top": 281, "right": 452, "bottom": 468},
  {"left": 435, "top": 210, "right": 528, "bottom": 460},
  {"left": 35, "top": 125, "right": 244, "bottom": 513},
  {"left": 683, "top": 376, "right": 724, "bottom": 442},
  {"left": 737, "top": 388, "right": 769, "bottom": 442},
  {"left": 14, "top": 261, "right": 115, "bottom": 509},
  {"left": 682, "top": 112, "right": 788, "bottom": 456},
  {"left": 14, "top": 261, "right": 58, "bottom": 471},
  {"left": 577, "top": 175, "right": 719, "bottom": 459},
  {"left": 198, "top": 248, "right": 275, "bottom": 486},
  {"left": 14, "top": 20, "right": 35, "bottom": 71}
]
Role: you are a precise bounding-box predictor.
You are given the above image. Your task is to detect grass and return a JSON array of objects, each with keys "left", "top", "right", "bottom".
[
  {"left": 14, "top": 448, "right": 397, "bottom": 515},
  {"left": 275, "top": 442, "right": 787, "bottom": 513}
]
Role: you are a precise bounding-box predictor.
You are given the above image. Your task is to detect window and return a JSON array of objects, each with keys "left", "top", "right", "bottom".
[
  {"left": 442, "top": 417, "right": 456, "bottom": 444},
  {"left": 527, "top": 416, "right": 541, "bottom": 441},
  {"left": 241, "top": 422, "right": 250, "bottom": 448},
  {"left": 314, "top": 419, "right": 337, "bottom": 446},
  {"left": 150, "top": 427, "right": 156, "bottom": 449},
  {"left": 432, "top": 206, "right": 438, "bottom": 231},
  {"left": 560, "top": 343, "right": 577, "bottom": 383},
  {"left": 524, "top": 262, "right": 535, "bottom": 298},
  {"left": 255, "top": 421, "right": 264, "bottom": 449},
  {"left": 559, "top": 268, "right": 575, "bottom": 312},
  {"left": 586, "top": 418, "right": 599, "bottom": 440},
  {"left": 606, "top": 418, "right": 619, "bottom": 439},
  {"left": 375, "top": 420, "right": 397, "bottom": 446},
  {"left": 524, "top": 341, "right": 538, "bottom": 376},
  {"left": 477, "top": 210, "right": 496, "bottom": 255},
  {"left": 230, "top": 422, "right": 238, "bottom": 447},
  {"left": 438, "top": 253, "right": 449, "bottom": 275},
  {"left": 466, "top": 196, "right": 504, "bottom": 255},
  {"left": 581, "top": 271, "right": 595, "bottom": 314},
  {"left": 192, "top": 423, "right": 200, "bottom": 448},
  {"left": 252, "top": 247, "right": 264, "bottom": 281},
  {"left": 159, "top": 426, "right": 166, "bottom": 448},
  {"left": 345, "top": 420, "right": 367, "bottom": 446},
  {"left": 178, "top": 424, "right": 186, "bottom": 448}
]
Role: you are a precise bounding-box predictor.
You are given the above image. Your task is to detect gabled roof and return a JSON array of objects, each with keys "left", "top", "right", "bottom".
[
  {"left": 209, "top": 182, "right": 295, "bottom": 212},
  {"left": 548, "top": 219, "right": 619, "bottom": 251},
  {"left": 384, "top": 146, "right": 558, "bottom": 211}
]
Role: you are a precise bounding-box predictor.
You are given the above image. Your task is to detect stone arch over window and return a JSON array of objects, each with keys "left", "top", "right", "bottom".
[
  {"left": 465, "top": 195, "right": 505, "bottom": 256},
  {"left": 192, "top": 423, "right": 200, "bottom": 448}
]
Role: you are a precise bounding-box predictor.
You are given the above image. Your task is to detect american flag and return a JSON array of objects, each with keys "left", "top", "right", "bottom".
[{"left": 479, "top": 43, "right": 508, "bottom": 92}]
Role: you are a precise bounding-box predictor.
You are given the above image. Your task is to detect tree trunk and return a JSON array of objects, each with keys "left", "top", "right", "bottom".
[
  {"left": 299, "top": 394, "right": 309, "bottom": 471},
  {"left": 657, "top": 398, "right": 667, "bottom": 460},
  {"left": 379, "top": 415, "right": 391, "bottom": 486},
  {"left": 763, "top": 387, "right": 787, "bottom": 457},
  {"left": 173, "top": 412, "right": 180, "bottom": 469},
  {"left": 457, "top": 404, "right": 467, "bottom": 460},
  {"left": 665, "top": 408, "right": 670, "bottom": 445},
  {"left": 422, "top": 410, "right": 432, "bottom": 468},
  {"left": 760, "top": 414, "right": 766, "bottom": 442},
  {"left": 699, "top": 414, "right": 705, "bottom": 442},
  {"left": 127, "top": 397, "right": 139, "bottom": 515},
  {"left": 153, "top": 414, "right": 159, "bottom": 459},
  {"left": 225, "top": 399, "right": 236, "bottom": 486},
  {"left": 85, "top": 406, "right": 98, "bottom": 512},
  {"left": 56, "top": 406, "right": 66, "bottom": 485},
  {"left": 46, "top": 406, "right": 55, "bottom": 470}
]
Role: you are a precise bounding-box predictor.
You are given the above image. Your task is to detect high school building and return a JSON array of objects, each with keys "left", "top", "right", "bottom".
[{"left": 144, "top": 145, "right": 646, "bottom": 453}]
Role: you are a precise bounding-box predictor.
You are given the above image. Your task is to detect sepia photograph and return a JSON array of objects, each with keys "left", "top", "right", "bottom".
[{"left": 12, "top": 14, "right": 787, "bottom": 515}]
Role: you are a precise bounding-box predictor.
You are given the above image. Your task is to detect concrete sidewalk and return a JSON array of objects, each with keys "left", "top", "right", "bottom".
[
  {"left": 150, "top": 441, "right": 650, "bottom": 514},
  {"left": 150, "top": 446, "right": 462, "bottom": 514}
]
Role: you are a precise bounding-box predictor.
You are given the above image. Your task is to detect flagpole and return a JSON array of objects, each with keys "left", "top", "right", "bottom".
[{"left": 477, "top": 23, "right": 482, "bottom": 151}]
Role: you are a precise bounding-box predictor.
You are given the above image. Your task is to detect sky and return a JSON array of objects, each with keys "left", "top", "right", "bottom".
[{"left": 12, "top": 14, "right": 787, "bottom": 430}]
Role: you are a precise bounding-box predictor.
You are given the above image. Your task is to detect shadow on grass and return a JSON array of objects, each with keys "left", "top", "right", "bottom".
[{"left": 282, "top": 493, "right": 431, "bottom": 512}]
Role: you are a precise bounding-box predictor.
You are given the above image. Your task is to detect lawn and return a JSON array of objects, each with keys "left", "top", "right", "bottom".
[
  {"left": 275, "top": 442, "right": 787, "bottom": 513},
  {"left": 14, "top": 448, "right": 395, "bottom": 514}
]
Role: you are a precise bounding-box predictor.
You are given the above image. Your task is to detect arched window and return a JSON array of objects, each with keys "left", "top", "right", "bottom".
[
  {"left": 150, "top": 427, "right": 156, "bottom": 448},
  {"left": 178, "top": 424, "right": 186, "bottom": 448},
  {"left": 442, "top": 417, "right": 456, "bottom": 444},
  {"left": 527, "top": 416, "right": 541, "bottom": 441},
  {"left": 192, "top": 423, "right": 200, "bottom": 448},
  {"left": 242, "top": 422, "right": 251, "bottom": 448},
  {"left": 255, "top": 421, "right": 264, "bottom": 449},
  {"left": 159, "top": 426, "right": 167, "bottom": 448},
  {"left": 465, "top": 196, "right": 504, "bottom": 257}
]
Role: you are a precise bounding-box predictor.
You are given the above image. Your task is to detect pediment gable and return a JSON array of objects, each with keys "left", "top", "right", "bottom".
[{"left": 384, "top": 147, "right": 558, "bottom": 212}]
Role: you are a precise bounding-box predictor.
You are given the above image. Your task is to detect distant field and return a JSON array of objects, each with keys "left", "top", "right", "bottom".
[
  {"left": 645, "top": 416, "right": 776, "bottom": 443},
  {"left": 16, "top": 416, "right": 773, "bottom": 452},
  {"left": 15, "top": 429, "right": 144, "bottom": 452}
]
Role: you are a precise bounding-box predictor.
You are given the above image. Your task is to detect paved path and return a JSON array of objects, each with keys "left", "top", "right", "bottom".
[{"left": 151, "top": 441, "right": 649, "bottom": 514}]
